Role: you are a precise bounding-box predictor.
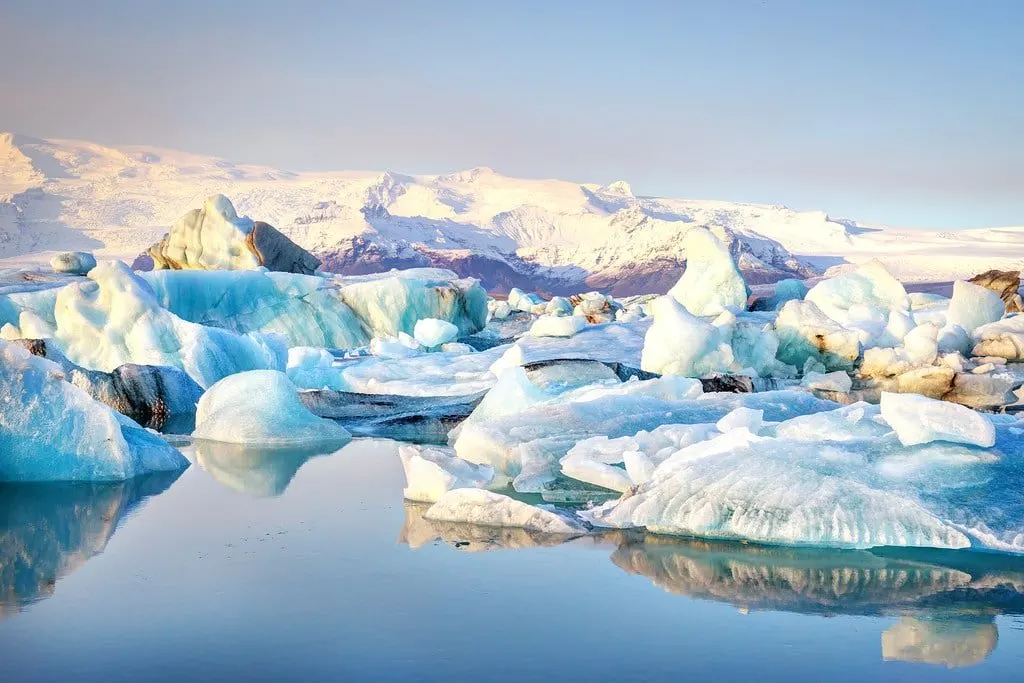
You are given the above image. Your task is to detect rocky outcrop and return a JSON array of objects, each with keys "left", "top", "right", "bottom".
[
  {"left": 13, "top": 338, "right": 202, "bottom": 431},
  {"left": 969, "top": 269, "right": 1023, "bottom": 313}
]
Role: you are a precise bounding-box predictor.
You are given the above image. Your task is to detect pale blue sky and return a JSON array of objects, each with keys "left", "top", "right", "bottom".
[{"left": 1, "top": 0, "right": 1021, "bottom": 228}]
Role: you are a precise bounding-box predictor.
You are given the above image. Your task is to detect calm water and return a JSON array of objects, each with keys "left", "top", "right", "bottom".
[{"left": 3, "top": 438, "right": 1024, "bottom": 682}]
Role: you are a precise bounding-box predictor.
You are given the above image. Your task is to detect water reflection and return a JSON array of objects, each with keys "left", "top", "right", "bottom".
[
  {"left": 188, "top": 441, "right": 342, "bottom": 497},
  {"left": 0, "top": 472, "right": 181, "bottom": 618},
  {"left": 400, "top": 502, "right": 1024, "bottom": 668},
  {"left": 399, "top": 502, "right": 589, "bottom": 551}
]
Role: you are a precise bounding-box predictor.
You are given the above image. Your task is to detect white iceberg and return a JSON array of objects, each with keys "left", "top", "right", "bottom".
[
  {"left": 641, "top": 296, "right": 734, "bottom": 377},
  {"left": 399, "top": 445, "right": 494, "bottom": 503},
  {"left": 0, "top": 341, "right": 188, "bottom": 482},
  {"left": 945, "top": 280, "right": 1005, "bottom": 335},
  {"left": 50, "top": 251, "right": 96, "bottom": 275},
  {"left": 775, "top": 299, "right": 861, "bottom": 371},
  {"left": 529, "top": 314, "right": 587, "bottom": 338},
  {"left": 192, "top": 370, "right": 351, "bottom": 447},
  {"left": 880, "top": 391, "right": 995, "bottom": 447},
  {"left": 805, "top": 260, "right": 910, "bottom": 339},
  {"left": 413, "top": 318, "right": 459, "bottom": 348},
  {"left": 667, "top": 228, "right": 749, "bottom": 315}
]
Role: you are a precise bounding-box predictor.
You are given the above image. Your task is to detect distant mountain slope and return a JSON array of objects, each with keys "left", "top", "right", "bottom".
[{"left": 2, "top": 132, "right": 1022, "bottom": 293}]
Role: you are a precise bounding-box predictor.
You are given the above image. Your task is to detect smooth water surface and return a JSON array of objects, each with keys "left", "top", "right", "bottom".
[{"left": 3, "top": 439, "right": 1024, "bottom": 682}]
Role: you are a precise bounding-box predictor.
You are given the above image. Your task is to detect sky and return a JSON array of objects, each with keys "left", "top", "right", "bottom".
[{"left": 0, "top": 0, "right": 1021, "bottom": 228}]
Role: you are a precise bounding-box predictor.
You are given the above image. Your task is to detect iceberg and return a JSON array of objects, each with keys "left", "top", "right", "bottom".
[
  {"left": 583, "top": 428, "right": 970, "bottom": 550},
  {"left": 398, "top": 445, "right": 494, "bottom": 502},
  {"left": 775, "top": 299, "right": 861, "bottom": 371},
  {"left": 805, "top": 260, "right": 910, "bottom": 337},
  {"left": 289, "top": 344, "right": 506, "bottom": 396},
  {"left": 529, "top": 314, "right": 587, "bottom": 338},
  {"left": 453, "top": 369, "right": 835, "bottom": 491},
  {"left": 424, "top": 489, "right": 584, "bottom": 534},
  {"left": 640, "top": 296, "right": 734, "bottom": 377},
  {"left": 879, "top": 391, "right": 995, "bottom": 447},
  {"left": 147, "top": 194, "right": 320, "bottom": 274},
  {"left": 53, "top": 262, "right": 285, "bottom": 389},
  {"left": 581, "top": 402, "right": 1024, "bottom": 552},
  {"left": 338, "top": 271, "right": 488, "bottom": 339},
  {"left": 545, "top": 296, "right": 574, "bottom": 316},
  {"left": 49, "top": 251, "right": 96, "bottom": 275},
  {"left": 945, "top": 280, "right": 1005, "bottom": 335},
  {"left": 192, "top": 370, "right": 351, "bottom": 447},
  {"left": 0, "top": 341, "right": 189, "bottom": 482},
  {"left": 491, "top": 320, "right": 650, "bottom": 373},
  {"left": 142, "top": 269, "right": 370, "bottom": 349},
  {"left": 667, "top": 228, "right": 749, "bottom": 315},
  {"left": 413, "top": 318, "right": 459, "bottom": 348},
  {"left": 10, "top": 338, "right": 203, "bottom": 432},
  {"left": 971, "top": 314, "right": 1024, "bottom": 360}
]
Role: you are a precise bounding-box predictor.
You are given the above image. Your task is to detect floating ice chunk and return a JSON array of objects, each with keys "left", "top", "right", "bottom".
[
  {"left": 560, "top": 455, "right": 633, "bottom": 493},
  {"left": 507, "top": 288, "right": 545, "bottom": 313},
  {"left": 716, "top": 407, "right": 764, "bottom": 434},
  {"left": 805, "top": 260, "right": 909, "bottom": 332},
  {"left": 946, "top": 281, "right": 1005, "bottom": 335},
  {"left": 775, "top": 299, "right": 861, "bottom": 371},
  {"left": 370, "top": 335, "right": 422, "bottom": 359},
  {"left": 495, "top": 320, "right": 650, "bottom": 372},
  {"left": 414, "top": 318, "right": 459, "bottom": 348},
  {"left": 54, "top": 261, "right": 286, "bottom": 389},
  {"left": 488, "top": 299, "right": 512, "bottom": 320},
  {"left": 0, "top": 341, "right": 188, "bottom": 482},
  {"left": 529, "top": 314, "right": 587, "bottom": 338},
  {"left": 545, "top": 296, "right": 574, "bottom": 316},
  {"left": 667, "top": 228, "right": 749, "bottom": 315},
  {"left": 398, "top": 445, "right": 494, "bottom": 502},
  {"left": 302, "top": 344, "right": 504, "bottom": 396},
  {"left": 0, "top": 322, "right": 19, "bottom": 340},
  {"left": 772, "top": 402, "right": 887, "bottom": 441},
  {"left": 440, "top": 342, "right": 475, "bottom": 354},
  {"left": 424, "top": 489, "right": 584, "bottom": 533},
  {"left": 573, "top": 291, "right": 618, "bottom": 323},
  {"left": 880, "top": 392, "right": 995, "bottom": 447},
  {"left": 971, "top": 315, "right": 1024, "bottom": 360},
  {"left": 193, "top": 370, "right": 351, "bottom": 447},
  {"left": 49, "top": 251, "right": 96, "bottom": 275},
  {"left": 801, "top": 371, "right": 853, "bottom": 393},
  {"left": 641, "top": 296, "right": 734, "bottom": 377},
  {"left": 584, "top": 429, "right": 971, "bottom": 550}
]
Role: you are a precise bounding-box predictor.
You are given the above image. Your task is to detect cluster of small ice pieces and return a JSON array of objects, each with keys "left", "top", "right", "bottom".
[{"left": 3, "top": 198, "right": 1024, "bottom": 555}]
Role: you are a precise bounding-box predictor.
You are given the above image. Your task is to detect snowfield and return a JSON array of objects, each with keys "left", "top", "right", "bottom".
[{"left": 3, "top": 131, "right": 1023, "bottom": 293}]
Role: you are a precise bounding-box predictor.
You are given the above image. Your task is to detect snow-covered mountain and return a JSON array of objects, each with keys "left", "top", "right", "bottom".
[{"left": 3, "top": 132, "right": 1023, "bottom": 294}]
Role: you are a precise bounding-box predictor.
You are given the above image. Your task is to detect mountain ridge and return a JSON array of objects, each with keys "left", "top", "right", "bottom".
[{"left": 3, "top": 132, "right": 1023, "bottom": 293}]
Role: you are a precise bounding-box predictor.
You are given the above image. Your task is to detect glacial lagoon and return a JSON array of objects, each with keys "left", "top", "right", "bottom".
[{"left": 3, "top": 439, "right": 1024, "bottom": 682}]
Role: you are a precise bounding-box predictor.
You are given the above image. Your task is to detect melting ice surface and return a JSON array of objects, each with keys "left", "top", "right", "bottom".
[{"left": 2, "top": 438, "right": 1024, "bottom": 682}]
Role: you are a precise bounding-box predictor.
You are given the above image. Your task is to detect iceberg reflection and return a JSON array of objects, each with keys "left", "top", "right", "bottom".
[
  {"left": 188, "top": 440, "right": 343, "bottom": 497},
  {"left": 400, "top": 509, "right": 1024, "bottom": 668},
  {"left": 0, "top": 471, "right": 181, "bottom": 618}
]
